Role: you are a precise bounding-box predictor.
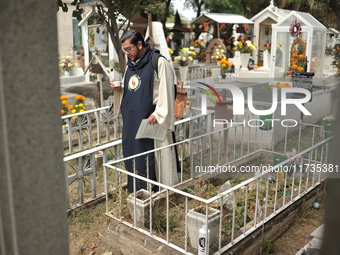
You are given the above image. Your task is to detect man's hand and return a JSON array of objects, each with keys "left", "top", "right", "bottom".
[
  {"left": 110, "top": 79, "right": 122, "bottom": 93},
  {"left": 148, "top": 114, "right": 158, "bottom": 125}
]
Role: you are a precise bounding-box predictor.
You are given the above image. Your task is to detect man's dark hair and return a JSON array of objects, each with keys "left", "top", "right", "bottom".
[{"left": 120, "top": 29, "right": 146, "bottom": 47}]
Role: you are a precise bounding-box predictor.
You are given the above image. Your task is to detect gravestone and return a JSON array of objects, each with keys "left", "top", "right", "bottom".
[{"left": 291, "top": 71, "right": 314, "bottom": 102}]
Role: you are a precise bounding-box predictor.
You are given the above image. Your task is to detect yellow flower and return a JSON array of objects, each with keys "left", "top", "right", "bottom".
[
  {"left": 79, "top": 103, "right": 84, "bottom": 107},
  {"left": 79, "top": 109, "right": 84, "bottom": 112},
  {"left": 61, "top": 100, "right": 67, "bottom": 105},
  {"left": 72, "top": 116, "right": 78, "bottom": 119},
  {"left": 72, "top": 109, "right": 76, "bottom": 114}
]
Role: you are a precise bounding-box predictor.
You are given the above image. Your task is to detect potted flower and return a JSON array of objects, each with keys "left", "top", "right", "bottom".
[
  {"left": 233, "top": 36, "right": 256, "bottom": 71},
  {"left": 211, "top": 45, "right": 226, "bottom": 63},
  {"left": 218, "top": 58, "right": 232, "bottom": 78},
  {"left": 233, "top": 36, "right": 257, "bottom": 53},
  {"left": 324, "top": 46, "right": 334, "bottom": 67},
  {"left": 193, "top": 40, "right": 201, "bottom": 54},
  {"left": 174, "top": 47, "right": 195, "bottom": 81},
  {"left": 60, "top": 55, "right": 73, "bottom": 76},
  {"left": 264, "top": 43, "right": 272, "bottom": 54}
]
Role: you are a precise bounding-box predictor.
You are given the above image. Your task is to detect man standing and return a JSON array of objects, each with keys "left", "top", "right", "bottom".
[{"left": 111, "top": 29, "right": 178, "bottom": 193}]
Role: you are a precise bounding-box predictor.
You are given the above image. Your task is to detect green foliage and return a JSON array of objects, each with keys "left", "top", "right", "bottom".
[
  {"left": 264, "top": 238, "right": 274, "bottom": 253},
  {"left": 222, "top": 205, "right": 251, "bottom": 236},
  {"left": 332, "top": 46, "right": 340, "bottom": 72},
  {"left": 186, "top": 180, "right": 219, "bottom": 199},
  {"left": 69, "top": 209, "right": 93, "bottom": 225},
  {"left": 154, "top": 212, "right": 179, "bottom": 233},
  {"left": 203, "top": 0, "right": 243, "bottom": 14}
]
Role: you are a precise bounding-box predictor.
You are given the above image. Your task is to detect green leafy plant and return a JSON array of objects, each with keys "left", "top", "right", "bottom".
[
  {"left": 264, "top": 238, "right": 274, "bottom": 253},
  {"left": 153, "top": 212, "right": 179, "bottom": 233}
]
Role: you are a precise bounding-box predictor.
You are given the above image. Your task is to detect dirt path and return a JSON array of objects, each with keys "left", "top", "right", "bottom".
[{"left": 262, "top": 200, "right": 325, "bottom": 255}]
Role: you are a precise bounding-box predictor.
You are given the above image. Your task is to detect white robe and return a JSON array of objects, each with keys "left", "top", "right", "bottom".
[{"left": 114, "top": 57, "right": 179, "bottom": 187}]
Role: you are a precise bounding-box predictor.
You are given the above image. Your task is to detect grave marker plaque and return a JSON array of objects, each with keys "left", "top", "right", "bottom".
[{"left": 291, "top": 71, "right": 314, "bottom": 102}]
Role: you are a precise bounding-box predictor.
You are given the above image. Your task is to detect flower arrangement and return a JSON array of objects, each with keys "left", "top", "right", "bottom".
[
  {"left": 264, "top": 43, "right": 282, "bottom": 54},
  {"left": 325, "top": 46, "right": 333, "bottom": 56},
  {"left": 69, "top": 95, "right": 86, "bottom": 119},
  {"left": 60, "top": 95, "right": 86, "bottom": 119},
  {"left": 200, "top": 52, "right": 206, "bottom": 62},
  {"left": 289, "top": 51, "right": 306, "bottom": 72},
  {"left": 285, "top": 37, "right": 307, "bottom": 77},
  {"left": 174, "top": 47, "right": 195, "bottom": 66},
  {"left": 332, "top": 46, "right": 340, "bottom": 72},
  {"left": 218, "top": 58, "right": 232, "bottom": 74},
  {"left": 211, "top": 45, "right": 226, "bottom": 62},
  {"left": 60, "top": 96, "right": 69, "bottom": 116},
  {"left": 264, "top": 43, "right": 271, "bottom": 53},
  {"left": 193, "top": 40, "right": 201, "bottom": 48},
  {"left": 233, "top": 36, "right": 256, "bottom": 53},
  {"left": 193, "top": 40, "right": 206, "bottom": 49},
  {"left": 60, "top": 56, "right": 73, "bottom": 72},
  {"left": 269, "top": 82, "right": 291, "bottom": 89}
]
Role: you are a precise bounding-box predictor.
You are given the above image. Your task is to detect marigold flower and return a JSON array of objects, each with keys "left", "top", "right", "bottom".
[
  {"left": 72, "top": 109, "right": 76, "bottom": 114},
  {"left": 61, "top": 110, "right": 64, "bottom": 114},
  {"left": 61, "top": 100, "right": 67, "bottom": 105},
  {"left": 298, "top": 54, "right": 305, "bottom": 60},
  {"left": 68, "top": 105, "right": 74, "bottom": 110}
]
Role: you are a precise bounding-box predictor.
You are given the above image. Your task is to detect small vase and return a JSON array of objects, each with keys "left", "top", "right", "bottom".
[
  {"left": 233, "top": 51, "right": 241, "bottom": 72},
  {"left": 64, "top": 71, "right": 70, "bottom": 77},
  {"left": 211, "top": 67, "right": 220, "bottom": 84},
  {"left": 194, "top": 47, "right": 200, "bottom": 54},
  {"left": 178, "top": 65, "right": 189, "bottom": 82},
  {"left": 240, "top": 53, "right": 250, "bottom": 72},
  {"left": 263, "top": 50, "right": 270, "bottom": 70},
  {"left": 211, "top": 68, "right": 220, "bottom": 78}
]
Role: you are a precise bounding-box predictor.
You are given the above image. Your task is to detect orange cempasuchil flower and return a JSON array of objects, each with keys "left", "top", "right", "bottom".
[
  {"left": 61, "top": 100, "right": 67, "bottom": 105},
  {"left": 75, "top": 95, "right": 85, "bottom": 100},
  {"left": 60, "top": 95, "right": 68, "bottom": 100},
  {"left": 68, "top": 105, "right": 74, "bottom": 110},
  {"left": 61, "top": 109, "right": 65, "bottom": 114},
  {"left": 298, "top": 54, "right": 305, "bottom": 60}
]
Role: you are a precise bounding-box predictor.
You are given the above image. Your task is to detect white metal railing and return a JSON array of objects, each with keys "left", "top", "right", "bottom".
[
  {"left": 61, "top": 106, "right": 211, "bottom": 155},
  {"left": 63, "top": 109, "right": 214, "bottom": 209},
  {"left": 175, "top": 65, "right": 238, "bottom": 84},
  {"left": 103, "top": 122, "right": 331, "bottom": 254},
  {"left": 61, "top": 106, "right": 121, "bottom": 154}
]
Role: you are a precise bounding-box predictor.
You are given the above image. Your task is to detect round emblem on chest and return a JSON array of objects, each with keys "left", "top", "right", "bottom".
[{"left": 128, "top": 74, "right": 141, "bottom": 91}]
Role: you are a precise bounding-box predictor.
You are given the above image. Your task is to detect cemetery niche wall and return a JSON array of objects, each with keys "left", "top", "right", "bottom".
[{"left": 270, "top": 11, "right": 326, "bottom": 85}]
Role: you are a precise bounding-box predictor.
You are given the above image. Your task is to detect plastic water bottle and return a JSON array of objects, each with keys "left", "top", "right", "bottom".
[{"left": 198, "top": 225, "right": 210, "bottom": 255}]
